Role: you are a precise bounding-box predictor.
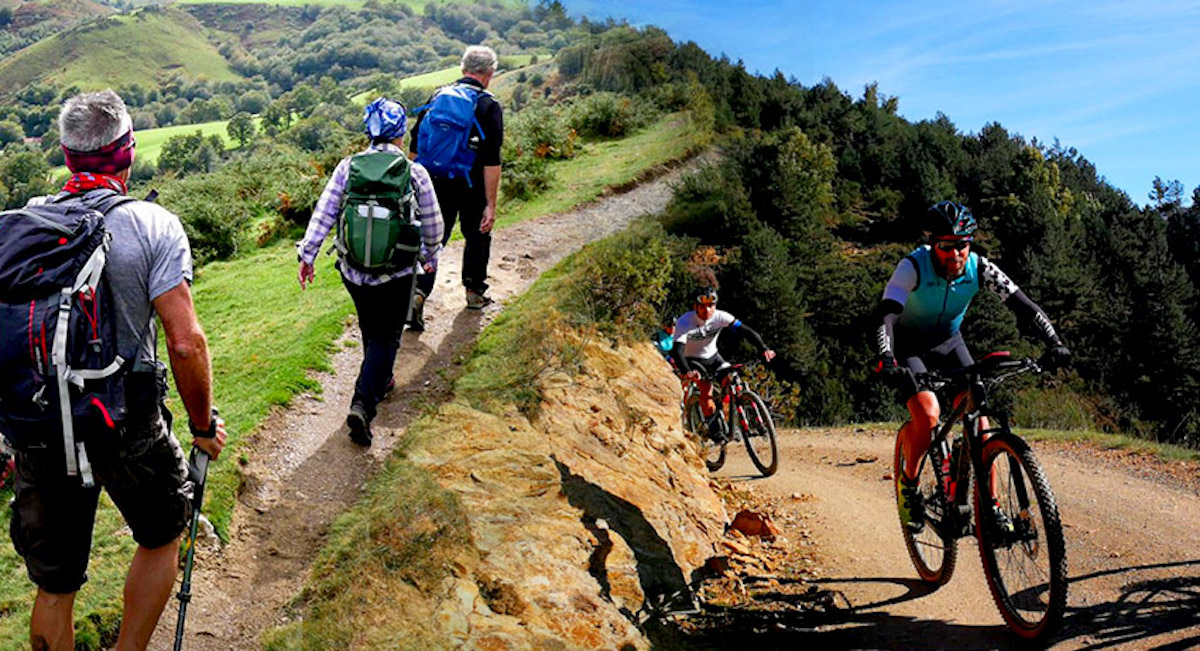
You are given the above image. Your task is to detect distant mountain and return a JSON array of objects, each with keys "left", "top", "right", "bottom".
[{"left": 0, "top": 6, "right": 241, "bottom": 94}]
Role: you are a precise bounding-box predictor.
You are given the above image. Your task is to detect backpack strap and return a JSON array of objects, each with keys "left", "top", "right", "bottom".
[{"left": 48, "top": 188, "right": 137, "bottom": 485}]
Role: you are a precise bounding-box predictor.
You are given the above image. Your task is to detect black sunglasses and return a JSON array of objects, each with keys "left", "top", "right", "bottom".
[{"left": 934, "top": 240, "right": 971, "bottom": 252}]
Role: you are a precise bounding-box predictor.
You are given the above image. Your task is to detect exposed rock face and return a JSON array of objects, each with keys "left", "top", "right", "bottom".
[{"left": 411, "top": 338, "right": 728, "bottom": 648}]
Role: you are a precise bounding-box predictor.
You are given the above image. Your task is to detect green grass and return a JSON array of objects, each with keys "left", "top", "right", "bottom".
[
  {"left": 497, "top": 111, "right": 705, "bottom": 229},
  {"left": 0, "top": 105, "right": 709, "bottom": 649},
  {"left": 350, "top": 56, "right": 540, "bottom": 106},
  {"left": 1021, "top": 428, "right": 1200, "bottom": 462},
  {"left": 0, "top": 8, "right": 241, "bottom": 94},
  {"left": 135, "top": 117, "right": 258, "bottom": 164}
]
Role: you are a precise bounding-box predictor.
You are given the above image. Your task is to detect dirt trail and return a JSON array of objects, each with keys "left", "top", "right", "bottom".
[
  {"left": 150, "top": 166, "right": 692, "bottom": 650},
  {"left": 718, "top": 428, "right": 1200, "bottom": 649}
]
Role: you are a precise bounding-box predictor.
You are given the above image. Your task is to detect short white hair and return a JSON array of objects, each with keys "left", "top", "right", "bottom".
[
  {"left": 461, "top": 45, "right": 498, "bottom": 76},
  {"left": 58, "top": 89, "right": 132, "bottom": 151}
]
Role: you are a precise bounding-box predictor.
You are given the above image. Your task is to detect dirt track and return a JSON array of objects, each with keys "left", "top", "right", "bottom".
[
  {"left": 149, "top": 165, "right": 691, "bottom": 650},
  {"left": 717, "top": 428, "right": 1200, "bottom": 649}
]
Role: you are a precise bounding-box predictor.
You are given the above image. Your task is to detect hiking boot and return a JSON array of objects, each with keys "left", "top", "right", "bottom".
[
  {"left": 347, "top": 403, "right": 372, "bottom": 447},
  {"left": 897, "top": 475, "right": 925, "bottom": 531},
  {"left": 465, "top": 288, "right": 494, "bottom": 310},
  {"left": 408, "top": 292, "right": 426, "bottom": 332}
]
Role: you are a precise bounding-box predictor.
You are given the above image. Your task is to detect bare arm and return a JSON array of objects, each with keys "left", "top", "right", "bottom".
[
  {"left": 153, "top": 282, "right": 225, "bottom": 458},
  {"left": 481, "top": 164, "right": 500, "bottom": 233}
]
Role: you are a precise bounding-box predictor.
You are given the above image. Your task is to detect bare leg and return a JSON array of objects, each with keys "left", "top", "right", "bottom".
[
  {"left": 902, "top": 391, "right": 940, "bottom": 480},
  {"left": 115, "top": 536, "right": 181, "bottom": 651},
  {"left": 30, "top": 589, "right": 76, "bottom": 651},
  {"left": 698, "top": 379, "right": 715, "bottom": 418}
]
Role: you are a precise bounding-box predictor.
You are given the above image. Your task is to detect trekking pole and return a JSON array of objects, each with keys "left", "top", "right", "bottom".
[{"left": 174, "top": 447, "right": 210, "bottom": 651}]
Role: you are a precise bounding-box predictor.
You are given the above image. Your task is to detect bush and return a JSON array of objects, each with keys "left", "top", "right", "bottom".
[
  {"left": 500, "top": 154, "right": 552, "bottom": 202},
  {"left": 565, "top": 92, "right": 655, "bottom": 139},
  {"left": 505, "top": 102, "right": 575, "bottom": 160}
]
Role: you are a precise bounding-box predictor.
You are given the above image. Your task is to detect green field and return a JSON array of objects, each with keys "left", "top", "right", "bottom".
[
  {"left": 350, "top": 56, "right": 540, "bottom": 106},
  {"left": 136, "top": 117, "right": 258, "bottom": 164},
  {"left": 0, "top": 8, "right": 241, "bottom": 94}
]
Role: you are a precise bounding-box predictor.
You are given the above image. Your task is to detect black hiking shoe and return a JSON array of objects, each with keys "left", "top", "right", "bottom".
[
  {"left": 898, "top": 476, "right": 925, "bottom": 532},
  {"left": 347, "top": 404, "right": 372, "bottom": 447},
  {"left": 408, "top": 292, "right": 426, "bottom": 332}
]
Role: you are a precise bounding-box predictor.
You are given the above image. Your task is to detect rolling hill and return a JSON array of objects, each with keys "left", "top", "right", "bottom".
[{"left": 0, "top": 6, "right": 241, "bottom": 94}]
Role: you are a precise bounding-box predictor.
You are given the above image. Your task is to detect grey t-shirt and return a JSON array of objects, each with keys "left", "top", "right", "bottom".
[{"left": 32, "top": 194, "right": 193, "bottom": 371}]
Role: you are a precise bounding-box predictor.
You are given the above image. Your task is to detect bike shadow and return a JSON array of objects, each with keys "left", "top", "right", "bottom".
[{"left": 1049, "top": 558, "right": 1200, "bottom": 649}]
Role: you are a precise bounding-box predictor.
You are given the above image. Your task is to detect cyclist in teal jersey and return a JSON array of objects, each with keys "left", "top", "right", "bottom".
[{"left": 873, "top": 202, "right": 1071, "bottom": 526}]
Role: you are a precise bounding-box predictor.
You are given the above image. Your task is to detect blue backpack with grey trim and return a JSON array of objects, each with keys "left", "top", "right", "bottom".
[
  {"left": 414, "top": 83, "right": 485, "bottom": 186},
  {"left": 0, "top": 190, "right": 138, "bottom": 484}
]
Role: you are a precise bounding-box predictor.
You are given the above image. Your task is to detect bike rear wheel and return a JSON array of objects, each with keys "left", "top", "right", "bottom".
[
  {"left": 894, "top": 431, "right": 957, "bottom": 585},
  {"left": 974, "top": 433, "right": 1067, "bottom": 640},
  {"left": 737, "top": 390, "right": 778, "bottom": 476},
  {"left": 684, "top": 395, "right": 726, "bottom": 471}
]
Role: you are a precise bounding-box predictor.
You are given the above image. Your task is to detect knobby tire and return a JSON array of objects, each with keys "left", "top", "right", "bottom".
[
  {"left": 738, "top": 390, "right": 778, "bottom": 476},
  {"left": 894, "top": 430, "right": 957, "bottom": 586},
  {"left": 974, "top": 433, "right": 1068, "bottom": 640}
]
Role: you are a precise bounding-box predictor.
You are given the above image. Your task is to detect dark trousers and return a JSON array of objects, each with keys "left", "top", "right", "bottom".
[
  {"left": 343, "top": 273, "right": 414, "bottom": 421},
  {"left": 416, "top": 176, "right": 491, "bottom": 296}
]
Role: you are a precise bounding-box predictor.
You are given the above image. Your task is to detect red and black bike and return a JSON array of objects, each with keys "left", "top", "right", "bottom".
[
  {"left": 895, "top": 352, "right": 1068, "bottom": 641},
  {"left": 681, "top": 363, "right": 779, "bottom": 477}
]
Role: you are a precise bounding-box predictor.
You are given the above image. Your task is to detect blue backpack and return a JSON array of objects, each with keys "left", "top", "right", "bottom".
[
  {"left": 414, "top": 83, "right": 485, "bottom": 186},
  {"left": 0, "top": 190, "right": 139, "bottom": 485}
]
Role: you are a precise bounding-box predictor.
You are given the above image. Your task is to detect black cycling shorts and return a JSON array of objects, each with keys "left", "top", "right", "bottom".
[
  {"left": 894, "top": 332, "right": 975, "bottom": 401},
  {"left": 685, "top": 353, "right": 730, "bottom": 380},
  {"left": 9, "top": 398, "right": 193, "bottom": 594}
]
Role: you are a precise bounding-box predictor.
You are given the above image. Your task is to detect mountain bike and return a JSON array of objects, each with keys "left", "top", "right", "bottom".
[
  {"left": 894, "top": 352, "right": 1067, "bottom": 640},
  {"left": 681, "top": 363, "right": 778, "bottom": 477}
]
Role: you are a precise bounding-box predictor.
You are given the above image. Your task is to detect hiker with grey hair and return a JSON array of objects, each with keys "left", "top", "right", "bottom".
[
  {"left": 407, "top": 44, "right": 505, "bottom": 328},
  {"left": 2, "top": 89, "right": 226, "bottom": 650}
]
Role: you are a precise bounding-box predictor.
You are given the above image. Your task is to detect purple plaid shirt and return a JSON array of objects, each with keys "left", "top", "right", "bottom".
[{"left": 297, "top": 142, "right": 444, "bottom": 286}]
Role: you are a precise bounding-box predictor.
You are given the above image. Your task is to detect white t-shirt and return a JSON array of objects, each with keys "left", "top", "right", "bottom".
[{"left": 673, "top": 309, "right": 738, "bottom": 359}]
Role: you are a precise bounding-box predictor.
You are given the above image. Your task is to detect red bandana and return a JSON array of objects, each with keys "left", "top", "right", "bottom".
[
  {"left": 62, "top": 172, "right": 128, "bottom": 195},
  {"left": 62, "top": 129, "right": 135, "bottom": 175}
]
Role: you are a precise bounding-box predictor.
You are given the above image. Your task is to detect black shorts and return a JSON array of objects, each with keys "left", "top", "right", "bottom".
[
  {"left": 894, "top": 332, "right": 975, "bottom": 401},
  {"left": 8, "top": 395, "right": 193, "bottom": 594},
  {"left": 686, "top": 353, "right": 730, "bottom": 379}
]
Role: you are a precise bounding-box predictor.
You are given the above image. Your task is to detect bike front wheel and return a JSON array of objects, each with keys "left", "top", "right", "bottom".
[
  {"left": 894, "top": 431, "right": 957, "bottom": 585},
  {"left": 684, "top": 395, "right": 726, "bottom": 471},
  {"left": 974, "top": 433, "right": 1068, "bottom": 640},
  {"left": 737, "top": 390, "right": 778, "bottom": 476}
]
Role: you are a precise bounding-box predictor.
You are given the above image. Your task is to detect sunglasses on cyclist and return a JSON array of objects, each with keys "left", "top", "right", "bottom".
[
  {"left": 934, "top": 240, "right": 971, "bottom": 252},
  {"left": 696, "top": 296, "right": 717, "bottom": 306}
]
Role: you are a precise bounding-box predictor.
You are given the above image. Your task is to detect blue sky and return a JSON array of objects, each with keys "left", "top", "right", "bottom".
[{"left": 558, "top": 0, "right": 1200, "bottom": 205}]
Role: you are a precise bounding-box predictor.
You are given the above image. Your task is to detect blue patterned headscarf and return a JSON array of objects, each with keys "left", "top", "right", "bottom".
[{"left": 363, "top": 97, "right": 407, "bottom": 141}]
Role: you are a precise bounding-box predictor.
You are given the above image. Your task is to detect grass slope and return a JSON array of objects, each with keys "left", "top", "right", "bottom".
[
  {"left": 0, "top": 111, "right": 710, "bottom": 649},
  {"left": 350, "top": 56, "right": 539, "bottom": 106},
  {"left": 0, "top": 7, "right": 241, "bottom": 94}
]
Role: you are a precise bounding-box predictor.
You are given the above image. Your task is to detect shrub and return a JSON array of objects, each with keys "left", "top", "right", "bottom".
[
  {"left": 565, "top": 92, "right": 655, "bottom": 139},
  {"left": 500, "top": 153, "right": 552, "bottom": 202}
]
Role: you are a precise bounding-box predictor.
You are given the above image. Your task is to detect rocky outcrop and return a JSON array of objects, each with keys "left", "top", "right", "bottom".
[{"left": 409, "top": 337, "right": 728, "bottom": 648}]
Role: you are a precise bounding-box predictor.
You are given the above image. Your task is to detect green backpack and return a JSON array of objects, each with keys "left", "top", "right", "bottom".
[{"left": 335, "top": 151, "right": 421, "bottom": 273}]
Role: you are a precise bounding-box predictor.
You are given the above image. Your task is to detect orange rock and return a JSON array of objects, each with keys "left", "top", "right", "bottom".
[{"left": 729, "top": 509, "right": 780, "bottom": 540}]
